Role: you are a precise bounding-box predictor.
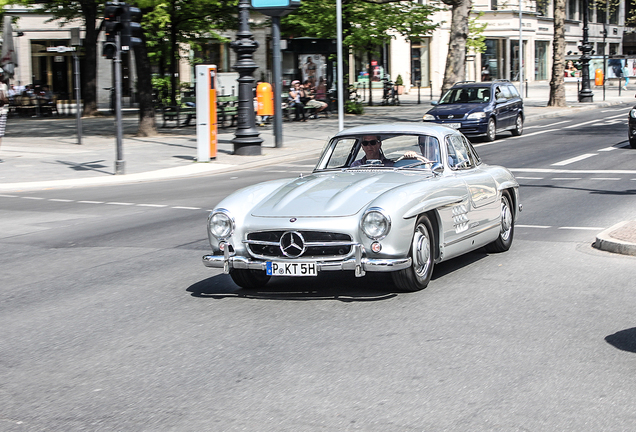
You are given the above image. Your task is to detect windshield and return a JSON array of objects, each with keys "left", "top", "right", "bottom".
[
  {"left": 315, "top": 133, "right": 442, "bottom": 171},
  {"left": 439, "top": 87, "right": 491, "bottom": 104}
]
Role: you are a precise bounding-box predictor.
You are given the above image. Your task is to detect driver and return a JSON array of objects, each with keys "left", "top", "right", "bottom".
[{"left": 351, "top": 135, "right": 394, "bottom": 167}]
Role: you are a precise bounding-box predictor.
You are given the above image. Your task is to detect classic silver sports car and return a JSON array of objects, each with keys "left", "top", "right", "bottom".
[{"left": 203, "top": 123, "right": 520, "bottom": 292}]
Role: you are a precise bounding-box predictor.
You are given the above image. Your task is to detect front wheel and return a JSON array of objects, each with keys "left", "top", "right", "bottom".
[
  {"left": 485, "top": 191, "right": 515, "bottom": 253},
  {"left": 512, "top": 114, "right": 523, "bottom": 136},
  {"left": 392, "top": 215, "right": 435, "bottom": 292},
  {"left": 485, "top": 118, "right": 496, "bottom": 142},
  {"left": 230, "top": 269, "right": 271, "bottom": 289},
  {"left": 630, "top": 134, "right": 636, "bottom": 149}
]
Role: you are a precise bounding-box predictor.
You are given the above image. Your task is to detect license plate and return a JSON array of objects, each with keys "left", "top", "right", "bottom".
[
  {"left": 266, "top": 262, "right": 317, "bottom": 276},
  {"left": 445, "top": 122, "right": 461, "bottom": 129}
]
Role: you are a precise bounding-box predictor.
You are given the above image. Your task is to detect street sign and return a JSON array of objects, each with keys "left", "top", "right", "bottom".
[{"left": 250, "top": 0, "right": 300, "bottom": 16}]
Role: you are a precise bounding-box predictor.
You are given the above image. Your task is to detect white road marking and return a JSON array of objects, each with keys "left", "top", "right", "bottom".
[
  {"left": 507, "top": 128, "right": 560, "bottom": 140},
  {"left": 590, "top": 177, "right": 621, "bottom": 180},
  {"left": 515, "top": 176, "right": 544, "bottom": 180},
  {"left": 553, "top": 177, "right": 582, "bottom": 180},
  {"left": 171, "top": 206, "right": 201, "bottom": 210},
  {"left": 136, "top": 203, "right": 168, "bottom": 208},
  {"left": 511, "top": 168, "right": 636, "bottom": 174},
  {"left": 0, "top": 194, "right": 18, "bottom": 198},
  {"left": 563, "top": 119, "right": 602, "bottom": 129},
  {"left": 517, "top": 225, "right": 551, "bottom": 228},
  {"left": 559, "top": 226, "right": 605, "bottom": 231},
  {"left": 77, "top": 200, "right": 104, "bottom": 204},
  {"left": 601, "top": 108, "right": 630, "bottom": 113},
  {"left": 551, "top": 153, "right": 597, "bottom": 166},
  {"left": 48, "top": 198, "right": 74, "bottom": 202},
  {"left": 524, "top": 120, "right": 571, "bottom": 130},
  {"left": 21, "top": 196, "right": 44, "bottom": 200},
  {"left": 106, "top": 202, "right": 135, "bottom": 206},
  {"left": 597, "top": 147, "right": 617, "bottom": 151}
]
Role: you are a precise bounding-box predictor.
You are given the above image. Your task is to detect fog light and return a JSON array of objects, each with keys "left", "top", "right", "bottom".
[
  {"left": 371, "top": 242, "right": 382, "bottom": 253},
  {"left": 219, "top": 241, "right": 226, "bottom": 251}
]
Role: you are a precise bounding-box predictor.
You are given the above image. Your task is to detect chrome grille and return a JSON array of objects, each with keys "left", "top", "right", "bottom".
[{"left": 245, "top": 230, "right": 354, "bottom": 259}]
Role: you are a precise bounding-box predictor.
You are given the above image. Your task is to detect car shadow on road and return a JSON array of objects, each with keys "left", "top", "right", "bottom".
[
  {"left": 521, "top": 183, "right": 636, "bottom": 196},
  {"left": 187, "top": 251, "right": 489, "bottom": 302},
  {"left": 187, "top": 272, "right": 399, "bottom": 302},
  {"left": 605, "top": 328, "right": 636, "bottom": 353}
]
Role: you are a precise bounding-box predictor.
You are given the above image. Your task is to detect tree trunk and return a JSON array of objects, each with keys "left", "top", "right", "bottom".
[
  {"left": 134, "top": 31, "right": 157, "bottom": 137},
  {"left": 548, "top": 0, "right": 566, "bottom": 107},
  {"left": 441, "top": 0, "right": 471, "bottom": 95},
  {"left": 81, "top": 2, "right": 99, "bottom": 116}
]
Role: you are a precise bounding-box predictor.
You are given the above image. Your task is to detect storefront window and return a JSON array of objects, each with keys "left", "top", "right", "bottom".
[
  {"left": 411, "top": 39, "right": 430, "bottom": 87},
  {"left": 354, "top": 47, "right": 386, "bottom": 87},
  {"left": 482, "top": 39, "right": 502, "bottom": 81},
  {"left": 195, "top": 42, "right": 231, "bottom": 72},
  {"left": 535, "top": 41, "right": 549, "bottom": 80},
  {"left": 30, "top": 40, "right": 76, "bottom": 99},
  {"left": 510, "top": 40, "right": 527, "bottom": 81}
]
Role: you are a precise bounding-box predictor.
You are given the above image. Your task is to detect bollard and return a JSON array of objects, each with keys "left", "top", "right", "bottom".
[
  {"left": 525, "top": 79, "right": 528, "bottom": 98},
  {"left": 619, "top": 77, "right": 622, "bottom": 96},
  {"left": 430, "top": 81, "right": 433, "bottom": 101}
]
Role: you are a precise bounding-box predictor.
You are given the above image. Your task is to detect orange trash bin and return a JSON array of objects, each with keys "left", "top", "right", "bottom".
[
  {"left": 595, "top": 68, "right": 604, "bottom": 86},
  {"left": 256, "top": 82, "right": 274, "bottom": 116}
]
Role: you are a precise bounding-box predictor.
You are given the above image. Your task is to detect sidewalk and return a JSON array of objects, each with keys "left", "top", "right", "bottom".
[{"left": 1, "top": 81, "right": 634, "bottom": 256}]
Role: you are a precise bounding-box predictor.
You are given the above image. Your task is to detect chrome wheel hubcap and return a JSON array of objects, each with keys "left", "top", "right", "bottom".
[
  {"left": 412, "top": 224, "right": 431, "bottom": 279},
  {"left": 500, "top": 197, "right": 513, "bottom": 241}
]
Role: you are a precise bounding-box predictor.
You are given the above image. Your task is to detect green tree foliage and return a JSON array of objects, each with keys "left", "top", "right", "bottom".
[
  {"left": 137, "top": 0, "right": 238, "bottom": 105},
  {"left": 281, "top": 0, "right": 439, "bottom": 105}
]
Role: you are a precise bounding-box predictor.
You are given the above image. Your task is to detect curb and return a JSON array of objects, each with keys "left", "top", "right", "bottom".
[{"left": 594, "top": 220, "right": 636, "bottom": 257}]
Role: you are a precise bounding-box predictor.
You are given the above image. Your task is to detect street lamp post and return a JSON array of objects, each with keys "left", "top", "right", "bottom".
[
  {"left": 578, "top": 0, "right": 594, "bottom": 102},
  {"left": 231, "top": 0, "right": 263, "bottom": 155}
]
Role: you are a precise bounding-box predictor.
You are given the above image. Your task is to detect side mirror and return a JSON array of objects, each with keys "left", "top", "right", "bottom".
[
  {"left": 431, "top": 101, "right": 438, "bottom": 106},
  {"left": 496, "top": 97, "right": 507, "bottom": 103},
  {"left": 431, "top": 162, "right": 444, "bottom": 175}
]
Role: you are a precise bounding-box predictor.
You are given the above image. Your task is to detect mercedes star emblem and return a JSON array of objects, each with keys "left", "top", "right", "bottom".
[{"left": 280, "top": 231, "right": 306, "bottom": 258}]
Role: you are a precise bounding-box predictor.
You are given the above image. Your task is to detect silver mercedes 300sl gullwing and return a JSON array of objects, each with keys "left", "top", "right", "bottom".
[{"left": 203, "top": 123, "right": 520, "bottom": 292}]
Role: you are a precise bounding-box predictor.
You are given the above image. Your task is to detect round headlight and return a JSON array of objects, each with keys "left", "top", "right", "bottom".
[
  {"left": 630, "top": 108, "right": 636, "bottom": 118},
  {"left": 423, "top": 114, "right": 435, "bottom": 121},
  {"left": 360, "top": 208, "right": 391, "bottom": 240},
  {"left": 208, "top": 209, "right": 234, "bottom": 239},
  {"left": 467, "top": 111, "right": 486, "bottom": 120}
]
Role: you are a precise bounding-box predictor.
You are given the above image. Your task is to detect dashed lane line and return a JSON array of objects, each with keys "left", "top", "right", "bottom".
[{"left": 551, "top": 153, "right": 597, "bottom": 166}]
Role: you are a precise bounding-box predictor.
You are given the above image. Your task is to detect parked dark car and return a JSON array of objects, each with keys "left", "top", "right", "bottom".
[
  {"left": 423, "top": 80, "right": 524, "bottom": 142},
  {"left": 629, "top": 106, "right": 636, "bottom": 149}
]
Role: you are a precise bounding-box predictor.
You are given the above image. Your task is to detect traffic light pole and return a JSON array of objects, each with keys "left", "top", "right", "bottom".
[{"left": 114, "top": 33, "right": 125, "bottom": 175}]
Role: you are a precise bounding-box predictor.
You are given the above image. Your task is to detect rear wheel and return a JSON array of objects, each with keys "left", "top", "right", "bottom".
[
  {"left": 230, "top": 269, "right": 271, "bottom": 289},
  {"left": 485, "top": 118, "right": 496, "bottom": 142},
  {"left": 485, "top": 191, "right": 514, "bottom": 253},
  {"left": 512, "top": 114, "right": 523, "bottom": 136},
  {"left": 392, "top": 215, "right": 435, "bottom": 292}
]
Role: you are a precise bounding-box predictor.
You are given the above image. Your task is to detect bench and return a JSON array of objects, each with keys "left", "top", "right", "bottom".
[{"left": 216, "top": 95, "right": 238, "bottom": 128}]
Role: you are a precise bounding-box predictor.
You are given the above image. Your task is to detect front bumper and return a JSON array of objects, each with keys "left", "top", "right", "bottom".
[
  {"left": 202, "top": 250, "right": 411, "bottom": 278},
  {"left": 424, "top": 120, "right": 488, "bottom": 136}
]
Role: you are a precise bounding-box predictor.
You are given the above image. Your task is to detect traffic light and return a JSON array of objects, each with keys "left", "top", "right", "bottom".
[
  {"left": 102, "top": 2, "right": 124, "bottom": 59},
  {"left": 121, "top": 4, "right": 143, "bottom": 52}
]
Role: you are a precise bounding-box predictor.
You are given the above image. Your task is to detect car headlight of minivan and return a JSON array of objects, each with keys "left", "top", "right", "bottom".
[
  {"left": 467, "top": 111, "right": 486, "bottom": 120},
  {"left": 423, "top": 114, "right": 435, "bottom": 121},
  {"left": 360, "top": 207, "right": 391, "bottom": 240},
  {"left": 208, "top": 209, "right": 234, "bottom": 239},
  {"left": 630, "top": 108, "right": 636, "bottom": 118}
]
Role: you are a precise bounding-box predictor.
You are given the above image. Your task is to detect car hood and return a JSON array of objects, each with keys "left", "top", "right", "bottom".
[
  {"left": 251, "top": 171, "right": 428, "bottom": 218},
  {"left": 428, "top": 103, "right": 489, "bottom": 117}
]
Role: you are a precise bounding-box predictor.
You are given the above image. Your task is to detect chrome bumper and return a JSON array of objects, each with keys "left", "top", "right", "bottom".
[{"left": 202, "top": 254, "right": 412, "bottom": 277}]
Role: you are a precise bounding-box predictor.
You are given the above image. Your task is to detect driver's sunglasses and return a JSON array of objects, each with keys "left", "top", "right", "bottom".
[{"left": 361, "top": 140, "right": 379, "bottom": 146}]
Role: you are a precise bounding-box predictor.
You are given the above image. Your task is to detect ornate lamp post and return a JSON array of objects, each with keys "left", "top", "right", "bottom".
[
  {"left": 231, "top": 0, "right": 263, "bottom": 155},
  {"left": 578, "top": 0, "right": 594, "bottom": 102}
]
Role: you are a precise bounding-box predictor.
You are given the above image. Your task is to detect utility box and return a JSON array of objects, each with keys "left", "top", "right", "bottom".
[{"left": 196, "top": 65, "right": 218, "bottom": 161}]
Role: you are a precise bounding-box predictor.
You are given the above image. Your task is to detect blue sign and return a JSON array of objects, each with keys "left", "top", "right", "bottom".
[{"left": 251, "top": 0, "right": 300, "bottom": 15}]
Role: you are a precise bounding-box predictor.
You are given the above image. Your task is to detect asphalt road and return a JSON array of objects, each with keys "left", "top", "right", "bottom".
[{"left": 1, "top": 106, "right": 636, "bottom": 431}]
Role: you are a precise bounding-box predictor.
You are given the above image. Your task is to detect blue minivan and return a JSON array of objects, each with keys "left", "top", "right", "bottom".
[{"left": 423, "top": 80, "right": 524, "bottom": 142}]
